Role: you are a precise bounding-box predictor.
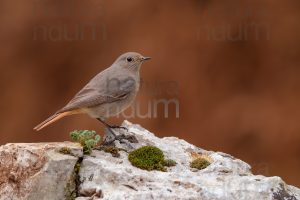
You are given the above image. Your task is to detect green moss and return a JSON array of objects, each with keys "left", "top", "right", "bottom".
[
  {"left": 64, "top": 157, "right": 83, "bottom": 200},
  {"left": 103, "top": 146, "right": 120, "bottom": 157},
  {"left": 162, "top": 159, "right": 177, "bottom": 167},
  {"left": 59, "top": 147, "right": 72, "bottom": 155},
  {"left": 96, "top": 145, "right": 128, "bottom": 157},
  {"left": 64, "top": 181, "right": 76, "bottom": 200},
  {"left": 190, "top": 158, "right": 210, "bottom": 170},
  {"left": 74, "top": 161, "right": 81, "bottom": 175},
  {"left": 70, "top": 130, "right": 101, "bottom": 154},
  {"left": 128, "top": 146, "right": 176, "bottom": 172}
]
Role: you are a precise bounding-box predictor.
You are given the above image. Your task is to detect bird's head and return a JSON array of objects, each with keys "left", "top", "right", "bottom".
[{"left": 113, "top": 52, "right": 151, "bottom": 71}]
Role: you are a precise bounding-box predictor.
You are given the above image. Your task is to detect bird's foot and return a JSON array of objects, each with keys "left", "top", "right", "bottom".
[
  {"left": 102, "top": 127, "right": 138, "bottom": 146},
  {"left": 102, "top": 135, "right": 138, "bottom": 146}
]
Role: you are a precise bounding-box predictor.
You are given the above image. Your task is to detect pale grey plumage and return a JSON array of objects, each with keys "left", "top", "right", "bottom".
[
  {"left": 59, "top": 66, "right": 137, "bottom": 115},
  {"left": 34, "top": 52, "right": 150, "bottom": 131}
]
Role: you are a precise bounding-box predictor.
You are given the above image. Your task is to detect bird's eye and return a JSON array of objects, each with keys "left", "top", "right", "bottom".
[{"left": 126, "top": 57, "right": 133, "bottom": 62}]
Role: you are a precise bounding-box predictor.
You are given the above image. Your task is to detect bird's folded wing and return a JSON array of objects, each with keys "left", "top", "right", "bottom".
[
  {"left": 57, "top": 93, "right": 127, "bottom": 113},
  {"left": 57, "top": 78, "right": 135, "bottom": 113}
]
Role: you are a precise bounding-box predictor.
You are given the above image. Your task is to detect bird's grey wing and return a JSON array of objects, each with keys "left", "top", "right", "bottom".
[{"left": 57, "top": 77, "right": 136, "bottom": 113}]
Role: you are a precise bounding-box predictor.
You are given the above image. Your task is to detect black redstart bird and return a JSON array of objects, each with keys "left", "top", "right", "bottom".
[{"left": 34, "top": 52, "right": 150, "bottom": 132}]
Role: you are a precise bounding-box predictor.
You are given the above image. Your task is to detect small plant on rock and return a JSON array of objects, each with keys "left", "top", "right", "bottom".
[
  {"left": 59, "top": 147, "right": 72, "bottom": 155},
  {"left": 190, "top": 152, "right": 212, "bottom": 170},
  {"left": 70, "top": 130, "right": 101, "bottom": 154},
  {"left": 190, "top": 158, "right": 210, "bottom": 170}
]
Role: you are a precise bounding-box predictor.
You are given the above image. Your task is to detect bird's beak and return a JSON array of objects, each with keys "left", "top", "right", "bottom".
[{"left": 142, "top": 56, "right": 151, "bottom": 61}]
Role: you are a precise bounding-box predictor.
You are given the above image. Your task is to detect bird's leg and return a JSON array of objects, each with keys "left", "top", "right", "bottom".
[
  {"left": 96, "top": 118, "right": 128, "bottom": 131},
  {"left": 97, "top": 118, "right": 138, "bottom": 146}
]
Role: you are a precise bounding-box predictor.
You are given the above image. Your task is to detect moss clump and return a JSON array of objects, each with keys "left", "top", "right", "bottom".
[
  {"left": 128, "top": 146, "right": 176, "bottom": 172},
  {"left": 162, "top": 159, "right": 177, "bottom": 167},
  {"left": 96, "top": 145, "right": 128, "bottom": 157},
  {"left": 59, "top": 147, "right": 72, "bottom": 155},
  {"left": 190, "top": 158, "right": 210, "bottom": 170},
  {"left": 70, "top": 130, "right": 101, "bottom": 154},
  {"left": 103, "top": 146, "right": 120, "bottom": 157}
]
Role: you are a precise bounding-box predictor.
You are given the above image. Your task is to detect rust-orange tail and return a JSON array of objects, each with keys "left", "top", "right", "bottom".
[{"left": 34, "top": 110, "right": 82, "bottom": 131}]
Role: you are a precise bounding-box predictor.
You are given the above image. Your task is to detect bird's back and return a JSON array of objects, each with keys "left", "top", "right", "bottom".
[{"left": 58, "top": 65, "right": 139, "bottom": 116}]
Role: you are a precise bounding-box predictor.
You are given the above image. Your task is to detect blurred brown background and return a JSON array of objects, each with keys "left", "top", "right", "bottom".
[{"left": 0, "top": 0, "right": 300, "bottom": 186}]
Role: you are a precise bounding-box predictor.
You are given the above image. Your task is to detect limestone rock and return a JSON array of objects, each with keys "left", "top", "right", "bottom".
[
  {"left": 0, "top": 122, "right": 299, "bottom": 200},
  {"left": 77, "top": 121, "right": 300, "bottom": 200},
  {"left": 0, "top": 142, "right": 83, "bottom": 200}
]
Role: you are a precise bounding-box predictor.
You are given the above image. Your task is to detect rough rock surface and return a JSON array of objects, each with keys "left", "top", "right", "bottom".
[
  {"left": 0, "top": 142, "right": 82, "bottom": 200},
  {"left": 0, "top": 121, "right": 299, "bottom": 200},
  {"left": 77, "top": 121, "right": 300, "bottom": 200}
]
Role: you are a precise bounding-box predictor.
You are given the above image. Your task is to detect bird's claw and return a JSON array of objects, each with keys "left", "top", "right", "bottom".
[{"left": 102, "top": 127, "right": 137, "bottom": 146}]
